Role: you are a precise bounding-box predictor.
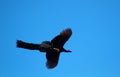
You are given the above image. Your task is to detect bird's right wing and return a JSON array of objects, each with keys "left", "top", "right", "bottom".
[{"left": 51, "top": 28, "right": 72, "bottom": 48}]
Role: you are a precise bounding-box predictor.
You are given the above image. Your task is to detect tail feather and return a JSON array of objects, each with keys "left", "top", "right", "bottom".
[{"left": 16, "top": 40, "right": 40, "bottom": 50}]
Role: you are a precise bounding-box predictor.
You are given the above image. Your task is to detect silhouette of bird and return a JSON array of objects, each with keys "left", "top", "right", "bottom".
[{"left": 16, "top": 28, "right": 72, "bottom": 69}]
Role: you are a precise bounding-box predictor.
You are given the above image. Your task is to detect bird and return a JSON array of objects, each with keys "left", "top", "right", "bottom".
[{"left": 16, "top": 28, "right": 72, "bottom": 69}]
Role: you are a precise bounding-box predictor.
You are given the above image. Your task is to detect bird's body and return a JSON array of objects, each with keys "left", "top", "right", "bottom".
[{"left": 16, "top": 28, "right": 72, "bottom": 69}]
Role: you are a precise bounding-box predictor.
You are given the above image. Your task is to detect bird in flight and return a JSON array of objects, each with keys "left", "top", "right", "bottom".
[{"left": 16, "top": 28, "right": 72, "bottom": 69}]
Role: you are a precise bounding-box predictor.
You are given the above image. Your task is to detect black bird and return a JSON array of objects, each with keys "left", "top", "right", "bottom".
[{"left": 16, "top": 28, "right": 72, "bottom": 69}]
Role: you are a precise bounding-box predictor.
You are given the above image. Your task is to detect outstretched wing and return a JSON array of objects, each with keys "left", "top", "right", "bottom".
[
  {"left": 46, "top": 50, "right": 60, "bottom": 69},
  {"left": 51, "top": 28, "right": 72, "bottom": 48}
]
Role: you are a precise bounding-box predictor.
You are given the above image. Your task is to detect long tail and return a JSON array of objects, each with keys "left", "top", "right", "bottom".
[{"left": 16, "top": 40, "right": 40, "bottom": 50}]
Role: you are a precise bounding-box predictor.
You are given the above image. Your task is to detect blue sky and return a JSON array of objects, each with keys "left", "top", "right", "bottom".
[{"left": 0, "top": 0, "right": 120, "bottom": 77}]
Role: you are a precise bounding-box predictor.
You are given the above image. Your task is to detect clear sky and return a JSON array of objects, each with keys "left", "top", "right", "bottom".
[{"left": 0, "top": 0, "right": 120, "bottom": 77}]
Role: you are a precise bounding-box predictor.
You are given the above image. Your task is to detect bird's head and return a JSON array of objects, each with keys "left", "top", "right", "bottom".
[
  {"left": 62, "top": 48, "right": 72, "bottom": 52},
  {"left": 65, "top": 50, "right": 72, "bottom": 52}
]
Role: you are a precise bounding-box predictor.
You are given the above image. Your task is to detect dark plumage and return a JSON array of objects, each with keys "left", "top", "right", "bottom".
[{"left": 16, "top": 28, "right": 72, "bottom": 69}]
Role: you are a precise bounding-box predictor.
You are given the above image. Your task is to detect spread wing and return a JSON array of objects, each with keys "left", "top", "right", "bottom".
[
  {"left": 46, "top": 50, "right": 60, "bottom": 69},
  {"left": 51, "top": 28, "right": 72, "bottom": 48}
]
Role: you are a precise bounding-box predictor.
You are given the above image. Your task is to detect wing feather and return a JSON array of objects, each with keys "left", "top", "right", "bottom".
[
  {"left": 51, "top": 28, "right": 72, "bottom": 48},
  {"left": 46, "top": 50, "right": 60, "bottom": 69}
]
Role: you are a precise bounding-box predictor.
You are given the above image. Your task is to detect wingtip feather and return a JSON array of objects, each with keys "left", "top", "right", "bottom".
[
  {"left": 60, "top": 28, "right": 72, "bottom": 36},
  {"left": 46, "top": 61, "right": 58, "bottom": 69}
]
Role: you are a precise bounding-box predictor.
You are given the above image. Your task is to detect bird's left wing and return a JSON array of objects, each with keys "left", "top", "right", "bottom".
[{"left": 46, "top": 50, "right": 60, "bottom": 69}]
